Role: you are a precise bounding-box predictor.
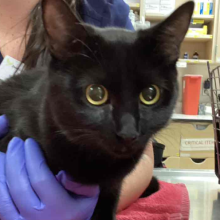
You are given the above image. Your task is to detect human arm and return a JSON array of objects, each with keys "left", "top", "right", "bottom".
[{"left": 117, "top": 141, "right": 154, "bottom": 212}]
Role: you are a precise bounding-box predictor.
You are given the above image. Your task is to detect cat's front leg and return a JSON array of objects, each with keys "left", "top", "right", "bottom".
[{"left": 91, "top": 180, "right": 122, "bottom": 220}]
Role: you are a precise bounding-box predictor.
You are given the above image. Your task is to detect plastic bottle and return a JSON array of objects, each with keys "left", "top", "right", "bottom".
[
  {"left": 193, "top": 51, "right": 199, "bottom": 59},
  {"left": 134, "top": 11, "right": 140, "bottom": 21},
  {"left": 129, "top": 10, "right": 135, "bottom": 25},
  {"left": 183, "top": 52, "right": 189, "bottom": 59}
]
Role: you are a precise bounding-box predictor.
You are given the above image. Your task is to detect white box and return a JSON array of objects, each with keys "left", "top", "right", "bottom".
[
  {"left": 160, "top": 0, "right": 175, "bottom": 14},
  {"left": 145, "top": 0, "right": 160, "bottom": 13},
  {"left": 145, "top": 4, "right": 160, "bottom": 13}
]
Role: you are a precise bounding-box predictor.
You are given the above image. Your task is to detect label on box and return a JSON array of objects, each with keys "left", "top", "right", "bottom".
[
  {"left": 145, "top": 0, "right": 160, "bottom": 13},
  {"left": 181, "top": 138, "right": 215, "bottom": 151},
  {"left": 145, "top": 0, "right": 160, "bottom": 4},
  {"left": 177, "top": 61, "right": 187, "bottom": 68},
  {"left": 0, "top": 56, "right": 24, "bottom": 81},
  {"left": 145, "top": 4, "right": 160, "bottom": 13},
  {"left": 160, "top": 0, "right": 175, "bottom": 14},
  {"left": 160, "top": 5, "right": 174, "bottom": 14}
]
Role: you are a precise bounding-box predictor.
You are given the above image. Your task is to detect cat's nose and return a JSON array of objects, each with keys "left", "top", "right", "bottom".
[
  {"left": 117, "top": 131, "right": 139, "bottom": 142},
  {"left": 116, "top": 127, "right": 140, "bottom": 144},
  {"left": 116, "top": 113, "right": 139, "bottom": 143}
]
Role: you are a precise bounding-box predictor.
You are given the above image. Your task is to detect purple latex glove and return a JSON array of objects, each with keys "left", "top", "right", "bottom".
[
  {"left": 0, "top": 137, "right": 99, "bottom": 220},
  {"left": 0, "top": 115, "right": 9, "bottom": 138}
]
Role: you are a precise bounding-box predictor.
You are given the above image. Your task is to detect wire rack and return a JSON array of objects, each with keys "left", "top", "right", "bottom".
[{"left": 208, "top": 62, "right": 220, "bottom": 184}]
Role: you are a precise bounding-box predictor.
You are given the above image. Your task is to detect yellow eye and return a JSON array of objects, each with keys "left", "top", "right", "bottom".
[
  {"left": 86, "top": 84, "right": 108, "bottom": 105},
  {"left": 140, "top": 85, "right": 160, "bottom": 105}
]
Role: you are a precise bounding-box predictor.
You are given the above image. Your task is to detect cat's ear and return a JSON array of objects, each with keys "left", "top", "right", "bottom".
[
  {"left": 42, "top": 0, "right": 87, "bottom": 59},
  {"left": 153, "top": 1, "right": 194, "bottom": 63}
]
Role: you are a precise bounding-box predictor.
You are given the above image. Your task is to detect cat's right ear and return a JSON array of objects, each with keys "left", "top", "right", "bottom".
[
  {"left": 150, "top": 1, "right": 194, "bottom": 63},
  {"left": 42, "top": 0, "right": 87, "bottom": 59}
]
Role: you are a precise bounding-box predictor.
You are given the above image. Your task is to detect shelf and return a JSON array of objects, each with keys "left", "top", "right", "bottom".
[
  {"left": 178, "top": 59, "right": 212, "bottom": 64},
  {"left": 185, "top": 35, "right": 213, "bottom": 42},
  {"left": 172, "top": 114, "right": 213, "bottom": 121},
  {"left": 146, "top": 14, "right": 214, "bottom": 23},
  {"left": 128, "top": 3, "right": 140, "bottom": 10},
  {"left": 145, "top": 14, "right": 167, "bottom": 21},
  {"left": 192, "top": 15, "right": 214, "bottom": 23}
]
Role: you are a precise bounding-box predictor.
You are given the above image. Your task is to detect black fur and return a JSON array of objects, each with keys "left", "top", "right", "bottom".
[
  {"left": 0, "top": 0, "right": 194, "bottom": 219},
  {"left": 140, "top": 177, "right": 160, "bottom": 198}
]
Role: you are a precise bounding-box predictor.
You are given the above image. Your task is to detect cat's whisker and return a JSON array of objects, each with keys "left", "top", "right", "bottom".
[{"left": 75, "top": 53, "right": 92, "bottom": 59}]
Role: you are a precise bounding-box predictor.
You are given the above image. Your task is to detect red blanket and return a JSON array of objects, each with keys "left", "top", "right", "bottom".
[{"left": 117, "top": 181, "right": 190, "bottom": 220}]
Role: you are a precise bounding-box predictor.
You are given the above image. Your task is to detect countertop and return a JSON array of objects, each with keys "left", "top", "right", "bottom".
[
  {"left": 154, "top": 169, "right": 220, "bottom": 220},
  {"left": 172, "top": 114, "right": 213, "bottom": 121}
]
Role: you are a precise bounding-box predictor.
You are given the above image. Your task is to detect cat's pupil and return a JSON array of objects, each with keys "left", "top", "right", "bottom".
[
  {"left": 89, "top": 85, "right": 105, "bottom": 101},
  {"left": 142, "top": 87, "right": 157, "bottom": 101}
]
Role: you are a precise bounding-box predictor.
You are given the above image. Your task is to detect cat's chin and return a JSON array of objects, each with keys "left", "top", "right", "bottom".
[
  {"left": 104, "top": 140, "right": 146, "bottom": 160},
  {"left": 110, "top": 144, "right": 139, "bottom": 158}
]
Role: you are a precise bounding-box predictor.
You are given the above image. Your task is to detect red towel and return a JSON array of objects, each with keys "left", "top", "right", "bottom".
[{"left": 117, "top": 181, "right": 190, "bottom": 220}]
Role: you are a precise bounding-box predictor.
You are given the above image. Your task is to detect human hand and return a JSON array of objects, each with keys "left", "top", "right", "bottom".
[{"left": 0, "top": 138, "right": 99, "bottom": 220}]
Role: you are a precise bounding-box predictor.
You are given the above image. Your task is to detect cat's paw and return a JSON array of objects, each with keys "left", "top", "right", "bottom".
[{"left": 140, "top": 176, "right": 160, "bottom": 198}]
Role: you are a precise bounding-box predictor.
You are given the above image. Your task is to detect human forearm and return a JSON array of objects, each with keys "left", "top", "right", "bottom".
[{"left": 117, "top": 141, "right": 154, "bottom": 212}]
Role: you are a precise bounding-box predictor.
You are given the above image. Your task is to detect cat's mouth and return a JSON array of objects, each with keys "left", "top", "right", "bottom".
[{"left": 112, "top": 136, "right": 139, "bottom": 155}]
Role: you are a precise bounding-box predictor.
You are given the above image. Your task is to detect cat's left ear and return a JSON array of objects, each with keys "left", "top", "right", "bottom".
[
  {"left": 42, "top": 0, "right": 87, "bottom": 59},
  {"left": 152, "top": 1, "right": 194, "bottom": 63}
]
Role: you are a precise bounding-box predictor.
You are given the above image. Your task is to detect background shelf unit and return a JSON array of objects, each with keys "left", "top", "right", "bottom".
[
  {"left": 127, "top": 0, "right": 220, "bottom": 64},
  {"left": 126, "top": 0, "right": 220, "bottom": 120},
  {"left": 172, "top": 114, "right": 213, "bottom": 121},
  {"left": 128, "top": 3, "right": 140, "bottom": 10},
  {"left": 185, "top": 35, "right": 213, "bottom": 43},
  {"left": 145, "top": 14, "right": 214, "bottom": 23},
  {"left": 178, "top": 59, "right": 212, "bottom": 64}
]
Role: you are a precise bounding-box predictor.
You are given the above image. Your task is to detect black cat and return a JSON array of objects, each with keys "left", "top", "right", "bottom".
[{"left": 0, "top": 0, "right": 194, "bottom": 219}]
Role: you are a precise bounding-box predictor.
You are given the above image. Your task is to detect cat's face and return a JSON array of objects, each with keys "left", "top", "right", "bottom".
[
  {"left": 41, "top": 0, "right": 194, "bottom": 180},
  {"left": 48, "top": 29, "right": 178, "bottom": 158}
]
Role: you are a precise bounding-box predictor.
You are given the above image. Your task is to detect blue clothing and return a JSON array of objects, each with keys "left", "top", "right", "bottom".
[
  {"left": 0, "top": 0, "right": 133, "bottom": 64},
  {"left": 82, "top": 0, "right": 134, "bottom": 30}
]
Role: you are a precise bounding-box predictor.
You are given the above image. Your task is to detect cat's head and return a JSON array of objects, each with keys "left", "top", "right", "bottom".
[{"left": 41, "top": 0, "right": 194, "bottom": 182}]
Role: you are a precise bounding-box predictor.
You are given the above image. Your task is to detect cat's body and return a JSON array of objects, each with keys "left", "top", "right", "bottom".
[{"left": 0, "top": 0, "right": 194, "bottom": 219}]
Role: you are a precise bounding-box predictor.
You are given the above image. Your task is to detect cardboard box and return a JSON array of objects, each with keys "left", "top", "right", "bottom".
[
  {"left": 180, "top": 123, "right": 214, "bottom": 158},
  {"left": 179, "top": 157, "right": 214, "bottom": 169},
  {"left": 194, "top": 0, "right": 202, "bottom": 15},
  {"left": 203, "top": 0, "right": 210, "bottom": 15},
  {"left": 155, "top": 122, "right": 182, "bottom": 157},
  {"left": 209, "top": 0, "right": 213, "bottom": 15},
  {"left": 155, "top": 122, "right": 215, "bottom": 159},
  {"left": 188, "top": 26, "right": 208, "bottom": 35},
  {"left": 163, "top": 157, "right": 214, "bottom": 169},
  {"left": 145, "top": 0, "right": 160, "bottom": 13},
  {"left": 163, "top": 157, "right": 180, "bottom": 169},
  {"left": 159, "top": 0, "right": 175, "bottom": 15}
]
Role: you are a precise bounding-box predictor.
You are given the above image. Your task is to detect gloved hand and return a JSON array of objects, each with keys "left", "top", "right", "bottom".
[
  {"left": 0, "top": 137, "right": 99, "bottom": 220},
  {"left": 0, "top": 115, "right": 9, "bottom": 138}
]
